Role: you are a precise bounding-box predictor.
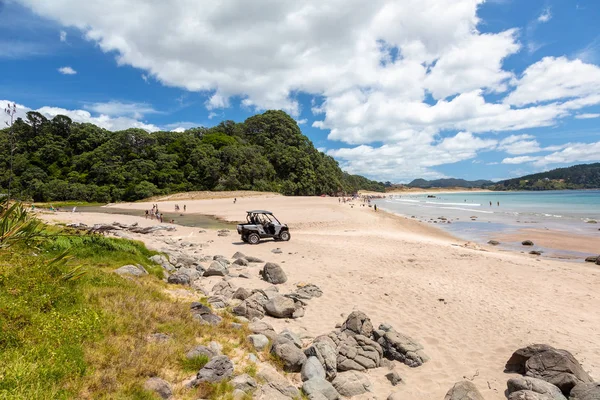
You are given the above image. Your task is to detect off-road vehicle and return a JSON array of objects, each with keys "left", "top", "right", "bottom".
[{"left": 237, "top": 210, "right": 290, "bottom": 244}]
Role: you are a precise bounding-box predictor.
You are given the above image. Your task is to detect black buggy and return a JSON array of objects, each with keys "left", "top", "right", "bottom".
[{"left": 237, "top": 210, "right": 291, "bottom": 244}]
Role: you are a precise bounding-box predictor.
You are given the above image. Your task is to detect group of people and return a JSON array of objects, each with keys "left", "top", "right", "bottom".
[
  {"left": 174, "top": 204, "right": 186, "bottom": 212},
  {"left": 145, "top": 204, "right": 164, "bottom": 222}
]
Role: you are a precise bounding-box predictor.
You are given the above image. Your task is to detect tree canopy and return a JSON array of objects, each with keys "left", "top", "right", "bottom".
[
  {"left": 0, "top": 110, "right": 384, "bottom": 202},
  {"left": 492, "top": 163, "right": 600, "bottom": 191}
]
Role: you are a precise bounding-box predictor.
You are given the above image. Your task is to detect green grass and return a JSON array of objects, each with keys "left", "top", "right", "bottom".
[
  {"left": 180, "top": 354, "right": 210, "bottom": 372},
  {"left": 32, "top": 201, "right": 106, "bottom": 208}
]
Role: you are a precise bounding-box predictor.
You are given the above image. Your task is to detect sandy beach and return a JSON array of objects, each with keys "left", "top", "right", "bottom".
[{"left": 41, "top": 195, "right": 600, "bottom": 399}]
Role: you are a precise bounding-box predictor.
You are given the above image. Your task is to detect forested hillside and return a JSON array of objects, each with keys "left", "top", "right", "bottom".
[
  {"left": 0, "top": 110, "right": 383, "bottom": 202},
  {"left": 492, "top": 163, "right": 600, "bottom": 190},
  {"left": 407, "top": 178, "right": 494, "bottom": 188}
]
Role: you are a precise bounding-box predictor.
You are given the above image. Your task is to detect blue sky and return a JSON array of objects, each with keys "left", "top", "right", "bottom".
[{"left": 1, "top": 0, "right": 600, "bottom": 183}]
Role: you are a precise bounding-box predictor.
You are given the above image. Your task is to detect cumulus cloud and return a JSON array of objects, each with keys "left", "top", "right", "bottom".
[
  {"left": 501, "top": 141, "right": 600, "bottom": 167},
  {"left": 84, "top": 101, "right": 158, "bottom": 119},
  {"left": 0, "top": 99, "right": 160, "bottom": 132},
  {"left": 575, "top": 113, "right": 600, "bottom": 119},
  {"left": 538, "top": 8, "right": 552, "bottom": 23},
  {"left": 58, "top": 66, "right": 77, "bottom": 75}
]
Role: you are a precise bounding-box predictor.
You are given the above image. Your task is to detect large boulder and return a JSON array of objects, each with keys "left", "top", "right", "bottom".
[
  {"left": 231, "top": 373, "right": 257, "bottom": 393},
  {"left": 143, "top": 377, "right": 172, "bottom": 399},
  {"left": 507, "top": 377, "right": 567, "bottom": 400},
  {"left": 444, "top": 381, "right": 485, "bottom": 400},
  {"left": 271, "top": 336, "right": 307, "bottom": 372},
  {"left": 248, "top": 334, "right": 269, "bottom": 351},
  {"left": 374, "top": 325, "right": 429, "bottom": 367},
  {"left": 261, "top": 263, "right": 288, "bottom": 284},
  {"left": 249, "top": 320, "right": 278, "bottom": 340},
  {"left": 114, "top": 264, "right": 148, "bottom": 276},
  {"left": 233, "top": 287, "right": 252, "bottom": 301},
  {"left": 303, "top": 378, "right": 340, "bottom": 400},
  {"left": 195, "top": 355, "right": 234, "bottom": 383},
  {"left": 204, "top": 261, "right": 229, "bottom": 277},
  {"left": 570, "top": 382, "right": 600, "bottom": 400},
  {"left": 506, "top": 344, "right": 557, "bottom": 374},
  {"left": 212, "top": 280, "right": 236, "bottom": 299},
  {"left": 190, "top": 302, "right": 222, "bottom": 325},
  {"left": 256, "top": 365, "right": 300, "bottom": 399},
  {"left": 185, "top": 344, "right": 220, "bottom": 360},
  {"left": 341, "top": 311, "right": 374, "bottom": 337},
  {"left": 305, "top": 337, "right": 338, "bottom": 380},
  {"left": 331, "top": 370, "right": 372, "bottom": 397},
  {"left": 525, "top": 349, "right": 593, "bottom": 395},
  {"left": 167, "top": 272, "right": 190, "bottom": 285},
  {"left": 233, "top": 291, "right": 268, "bottom": 320},
  {"left": 332, "top": 332, "right": 382, "bottom": 371},
  {"left": 508, "top": 391, "right": 554, "bottom": 400},
  {"left": 264, "top": 296, "right": 296, "bottom": 318},
  {"left": 149, "top": 255, "right": 176, "bottom": 271},
  {"left": 302, "top": 356, "right": 326, "bottom": 382}
]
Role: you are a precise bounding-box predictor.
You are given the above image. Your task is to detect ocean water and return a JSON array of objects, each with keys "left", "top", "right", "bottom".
[{"left": 374, "top": 190, "right": 600, "bottom": 243}]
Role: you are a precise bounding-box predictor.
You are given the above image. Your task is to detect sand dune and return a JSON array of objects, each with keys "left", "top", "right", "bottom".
[{"left": 42, "top": 195, "right": 600, "bottom": 399}]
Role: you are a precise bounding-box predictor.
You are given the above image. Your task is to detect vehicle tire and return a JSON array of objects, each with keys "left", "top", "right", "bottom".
[
  {"left": 247, "top": 233, "right": 261, "bottom": 245},
  {"left": 279, "top": 231, "right": 291, "bottom": 241}
]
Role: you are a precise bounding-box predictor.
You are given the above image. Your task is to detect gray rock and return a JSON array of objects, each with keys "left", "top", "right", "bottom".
[
  {"left": 186, "top": 344, "right": 218, "bottom": 360},
  {"left": 305, "top": 338, "right": 338, "bottom": 380},
  {"left": 525, "top": 349, "right": 594, "bottom": 395},
  {"left": 522, "top": 240, "right": 535, "bottom": 246},
  {"left": 245, "top": 256, "right": 264, "bottom": 263},
  {"left": 195, "top": 355, "right": 234, "bottom": 383},
  {"left": 335, "top": 332, "right": 382, "bottom": 371},
  {"left": 505, "top": 344, "right": 557, "bottom": 374},
  {"left": 388, "top": 392, "right": 403, "bottom": 400},
  {"left": 261, "top": 263, "right": 288, "bottom": 284},
  {"left": 507, "top": 377, "right": 567, "bottom": 400},
  {"left": 264, "top": 296, "right": 296, "bottom": 318},
  {"left": 257, "top": 365, "right": 301, "bottom": 398},
  {"left": 570, "top": 382, "right": 600, "bottom": 400},
  {"left": 303, "top": 378, "right": 340, "bottom": 400},
  {"left": 232, "top": 251, "right": 246, "bottom": 259},
  {"left": 143, "top": 377, "right": 172, "bottom": 399},
  {"left": 167, "top": 272, "right": 190, "bottom": 285},
  {"left": 508, "top": 391, "right": 554, "bottom": 400},
  {"left": 585, "top": 256, "right": 598, "bottom": 263},
  {"left": 279, "top": 329, "right": 302, "bottom": 348},
  {"left": 487, "top": 240, "right": 500, "bottom": 246},
  {"left": 375, "top": 325, "right": 429, "bottom": 367},
  {"left": 248, "top": 334, "right": 269, "bottom": 351},
  {"left": 178, "top": 267, "right": 202, "bottom": 280},
  {"left": 302, "top": 356, "right": 326, "bottom": 382},
  {"left": 233, "top": 258, "right": 249, "bottom": 266},
  {"left": 444, "top": 381, "right": 484, "bottom": 400},
  {"left": 271, "top": 336, "right": 307, "bottom": 372},
  {"left": 212, "top": 280, "right": 236, "bottom": 299},
  {"left": 263, "top": 285, "right": 280, "bottom": 299},
  {"left": 149, "top": 255, "right": 176, "bottom": 271},
  {"left": 190, "top": 302, "right": 222, "bottom": 325},
  {"left": 295, "top": 283, "right": 323, "bottom": 299},
  {"left": 204, "top": 261, "right": 229, "bottom": 277},
  {"left": 331, "top": 370, "right": 372, "bottom": 397},
  {"left": 233, "top": 291, "right": 268, "bottom": 320},
  {"left": 233, "top": 287, "right": 252, "bottom": 300},
  {"left": 386, "top": 371, "right": 403, "bottom": 386},
  {"left": 231, "top": 373, "right": 257, "bottom": 392},
  {"left": 114, "top": 264, "right": 147, "bottom": 276},
  {"left": 249, "top": 320, "right": 277, "bottom": 340},
  {"left": 341, "top": 311, "right": 373, "bottom": 337},
  {"left": 207, "top": 295, "right": 227, "bottom": 309},
  {"left": 272, "top": 248, "right": 283, "bottom": 254}
]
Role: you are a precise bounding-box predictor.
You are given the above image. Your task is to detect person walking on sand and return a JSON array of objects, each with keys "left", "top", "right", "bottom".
[
  {"left": 233, "top": 198, "right": 237, "bottom": 204},
  {"left": 184, "top": 204, "right": 186, "bottom": 212},
  {"left": 159, "top": 213, "right": 163, "bottom": 223},
  {"left": 374, "top": 204, "right": 378, "bottom": 212}
]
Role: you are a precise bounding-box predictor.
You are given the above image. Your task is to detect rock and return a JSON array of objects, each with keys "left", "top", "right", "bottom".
[
  {"left": 388, "top": 393, "right": 403, "bottom": 400},
  {"left": 232, "top": 389, "right": 246, "bottom": 400},
  {"left": 295, "top": 283, "right": 323, "bottom": 299},
  {"left": 204, "top": 261, "right": 229, "bottom": 277},
  {"left": 264, "top": 296, "right": 296, "bottom": 318},
  {"left": 530, "top": 250, "right": 543, "bottom": 255},
  {"left": 167, "top": 272, "right": 191, "bottom": 285},
  {"left": 508, "top": 390, "right": 553, "bottom": 400},
  {"left": 331, "top": 371, "right": 372, "bottom": 397},
  {"left": 149, "top": 255, "right": 176, "bottom": 271},
  {"left": 305, "top": 338, "right": 338, "bottom": 380},
  {"left": 597, "top": 258, "right": 600, "bottom": 266},
  {"left": 261, "top": 263, "right": 288, "bottom": 284},
  {"left": 303, "top": 378, "right": 340, "bottom": 400},
  {"left": 522, "top": 240, "right": 535, "bottom": 246},
  {"left": 147, "top": 332, "right": 170, "bottom": 342},
  {"left": 212, "top": 280, "right": 236, "bottom": 299},
  {"left": 190, "top": 281, "right": 208, "bottom": 295},
  {"left": 186, "top": 344, "right": 219, "bottom": 360},
  {"left": 488, "top": 240, "right": 500, "bottom": 245},
  {"left": 444, "top": 381, "right": 484, "bottom": 400},
  {"left": 114, "top": 264, "right": 147, "bottom": 276},
  {"left": 374, "top": 325, "right": 429, "bottom": 367},
  {"left": 272, "top": 248, "right": 283, "bottom": 254},
  {"left": 207, "top": 295, "right": 227, "bottom": 309},
  {"left": 585, "top": 256, "right": 598, "bottom": 263},
  {"left": 302, "top": 356, "right": 327, "bottom": 382},
  {"left": 341, "top": 311, "right": 374, "bottom": 337},
  {"left": 190, "top": 302, "right": 222, "bottom": 325},
  {"left": 143, "top": 377, "right": 172, "bottom": 399},
  {"left": 129, "top": 225, "right": 176, "bottom": 234},
  {"left": 263, "top": 285, "right": 281, "bottom": 299},
  {"left": 245, "top": 256, "right": 264, "bottom": 263},
  {"left": 570, "top": 382, "right": 600, "bottom": 400},
  {"left": 249, "top": 320, "right": 278, "bottom": 340},
  {"left": 271, "top": 336, "right": 307, "bottom": 372},
  {"left": 256, "top": 365, "right": 301, "bottom": 398},
  {"left": 233, "top": 291, "right": 268, "bottom": 320},
  {"left": 233, "top": 258, "right": 249, "bottom": 266},
  {"left": 233, "top": 287, "right": 252, "bottom": 300},
  {"left": 279, "top": 329, "right": 302, "bottom": 348},
  {"left": 195, "top": 355, "right": 234, "bottom": 383},
  {"left": 248, "top": 334, "right": 269, "bottom": 351},
  {"left": 335, "top": 332, "right": 382, "bottom": 371},
  {"left": 525, "top": 348, "right": 593, "bottom": 395},
  {"left": 507, "top": 377, "right": 567, "bottom": 400},
  {"left": 231, "top": 373, "right": 257, "bottom": 392},
  {"left": 505, "top": 344, "right": 557, "bottom": 374},
  {"left": 232, "top": 251, "right": 246, "bottom": 259},
  {"left": 385, "top": 371, "right": 403, "bottom": 386}
]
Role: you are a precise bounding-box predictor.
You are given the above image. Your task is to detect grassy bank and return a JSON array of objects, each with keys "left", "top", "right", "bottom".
[{"left": 0, "top": 208, "right": 255, "bottom": 399}]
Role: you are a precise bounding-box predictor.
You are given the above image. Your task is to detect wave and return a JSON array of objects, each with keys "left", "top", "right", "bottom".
[
  {"left": 425, "top": 201, "right": 481, "bottom": 207},
  {"left": 437, "top": 207, "right": 494, "bottom": 214}
]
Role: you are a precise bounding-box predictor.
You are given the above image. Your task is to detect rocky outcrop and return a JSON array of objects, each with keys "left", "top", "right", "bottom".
[
  {"left": 303, "top": 378, "right": 340, "bottom": 400},
  {"left": 331, "top": 331, "right": 382, "bottom": 371},
  {"left": 194, "top": 355, "right": 234, "bottom": 383},
  {"left": 302, "top": 356, "right": 326, "bottom": 382},
  {"left": 167, "top": 272, "right": 190, "bottom": 285},
  {"left": 256, "top": 365, "right": 300, "bottom": 399},
  {"left": 185, "top": 343, "right": 220, "bottom": 360},
  {"left": 204, "top": 261, "right": 228, "bottom": 277},
  {"left": 212, "top": 280, "right": 236, "bottom": 299},
  {"left": 261, "top": 263, "right": 288, "bottom": 284},
  {"left": 233, "top": 291, "right": 268, "bottom": 320},
  {"left": 248, "top": 334, "right": 269, "bottom": 351},
  {"left": 374, "top": 324, "right": 429, "bottom": 367},
  {"left": 270, "top": 335, "right": 307, "bottom": 372},
  {"left": 305, "top": 337, "right": 338, "bottom": 380},
  {"left": 507, "top": 377, "right": 567, "bottom": 400},
  {"left": 341, "top": 311, "right": 374, "bottom": 337},
  {"left": 264, "top": 296, "right": 296, "bottom": 318},
  {"left": 444, "top": 381, "right": 485, "bottom": 400},
  {"left": 505, "top": 344, "right": 557, "bottom": 374},
  {"left": 525, "top": 348, "right": 593, "bottom": 395},
  {"left": 331, "top": 370, "right": 372, "bottom": 397},
  {"left": 249, "top": 320, "right": 278, "bottom": 340},
  {"left": 569, "top": 382, "right": 600, "bottom": 400},
  {"left": 149, "top": 254, "right": 176, "bottom": 271}
]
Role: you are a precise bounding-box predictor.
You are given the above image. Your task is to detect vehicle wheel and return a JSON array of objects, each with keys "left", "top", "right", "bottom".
[
  {"left": 247, "top": 233, "right": 261, "bottom": 245},
  {"left": 279, "top": 231, "right": 291, "bottom": 241}
]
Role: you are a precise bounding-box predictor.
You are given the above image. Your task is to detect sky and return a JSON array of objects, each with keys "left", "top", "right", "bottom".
[{"left": 1, "top": 0, "right": 600, "bottom": 183}]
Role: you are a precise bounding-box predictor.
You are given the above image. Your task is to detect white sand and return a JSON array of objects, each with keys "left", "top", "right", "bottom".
[{"left": 42, "top": 195, "right": 600, "bottom": 399}]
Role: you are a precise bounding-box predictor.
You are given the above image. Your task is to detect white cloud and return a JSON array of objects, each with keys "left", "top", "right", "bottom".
[
  {"left": 84, "top": 101, "right": 158, "bottom": 119},
  {"left": 575, "top": 113, "right": 600, "bottom": 119},
  {"left": 141, "top": 74, "right": 149, "bottom": 83},
  {"left": 537, "top": 7, "right": 552, "bottom": 23},
  {"left": 171, "top": 127, "right": 186, "bottom": 132},
  {"left": 296, "top": 118, "right": 308, "bottom": 125},
  {"left": 58, "top": 66, "right": 77, "bottom": 75},
  {"left": 59, "top": 30, "right": 67, "bottom": 42},
  {"left": 501, "top": 155, "right": 539, "bottom": 164},
  {"left": 0, "top": 99, "right": 160, "bottom": 132},
  {"left": 501, "top": 141, "right": 600, "bottom": 167}
]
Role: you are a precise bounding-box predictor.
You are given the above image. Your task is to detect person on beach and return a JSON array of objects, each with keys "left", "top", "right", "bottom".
[
  {"left": 184, "top": 204, "right": 186, "bottom": 212},
  {"left": 145, "top": 210, "right": 149, "bottom": 219},
  {"left": 497, "top": 201, "right": 500, "bottom": 207},
  {"left": 233, "top": 198, "right": 237, "bottom": 204},
  {"left": 489, "top": 201, "right": 492, "bottom": 206},
  {"left": 374, "top": 204, "right": 378, "bottom": 211},
  {"left": 159, "top": 213, "right": 163, "bottom": 223}
]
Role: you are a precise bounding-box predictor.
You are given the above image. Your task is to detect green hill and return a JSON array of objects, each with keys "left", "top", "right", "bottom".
[
  {"left": 0, "top": 110, "right": 383, "bottom": 202},
  {"left": 407, "top": 178, "right": 494, "bottom": 188},
  {"left": 492, "top": 163, "right": 600, "bottom": 190}
]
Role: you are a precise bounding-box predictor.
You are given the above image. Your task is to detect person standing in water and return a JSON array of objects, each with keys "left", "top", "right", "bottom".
[{"left": 497, "top": 201, "right": 500, "bottom": 207}]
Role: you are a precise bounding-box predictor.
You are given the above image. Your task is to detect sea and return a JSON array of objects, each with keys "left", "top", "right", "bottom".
[{"left": 374, "top": 190, "right": 600, "bottom": 254}]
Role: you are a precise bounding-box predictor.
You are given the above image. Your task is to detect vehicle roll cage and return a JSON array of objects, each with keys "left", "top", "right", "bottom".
[{"left": 246, "top": 211, "right": 281, "bottom": 225}]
